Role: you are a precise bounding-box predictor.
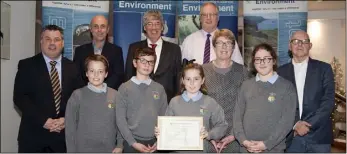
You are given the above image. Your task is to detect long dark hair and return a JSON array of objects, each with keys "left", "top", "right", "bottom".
[{"left": 179, "top": 63, "right": 208, "bottom": 95}]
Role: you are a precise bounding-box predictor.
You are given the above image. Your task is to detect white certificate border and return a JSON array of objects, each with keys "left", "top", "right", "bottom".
[{"left": 157, "top": 116, "right": 204, "bottom": 151}]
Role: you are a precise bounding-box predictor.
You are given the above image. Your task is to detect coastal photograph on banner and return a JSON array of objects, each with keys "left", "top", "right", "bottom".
[
  {"left": 243, "top": 1, "right": 307, "bottom": 67},
  {"left": 42, "top": 1, "right": 109, "bottom": 60},
  {"left": 243, "top": 13, "right": 278, "bottom": 68}
]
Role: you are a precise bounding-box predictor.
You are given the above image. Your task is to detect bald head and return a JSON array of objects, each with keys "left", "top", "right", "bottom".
[
  {"left": 90, "top": 15, "right": 109, "bottom": 42},
  {"left": 289, "top": 30, "right": 312, "bottom": 62},
  {"left": 290, "top": 30, "right": 310, "bottom": 41}
]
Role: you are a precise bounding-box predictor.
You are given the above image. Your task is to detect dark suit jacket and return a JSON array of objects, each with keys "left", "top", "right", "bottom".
[
  {"left": 277, "top": 58, "right": 335, "bottom": 145},
  {"left": 13, "top": 53, "right": 84, "bottom": 149},
  {"left": 125, "top": 39, "right": 182, "bottom": 102},
  {"left": 73, "top": 42, "right": 124, "bottom": 90}
]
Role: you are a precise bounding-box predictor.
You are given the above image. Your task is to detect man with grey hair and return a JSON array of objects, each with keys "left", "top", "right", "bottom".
[
  {"left": 181, "top": 2, "right": 244, "bottom": 65},
  {"left": 125, "top": 10, "right": 182, "bottom": 103},
  {"left": 278, "top": 30, "right": 334, "bottom": 152}
]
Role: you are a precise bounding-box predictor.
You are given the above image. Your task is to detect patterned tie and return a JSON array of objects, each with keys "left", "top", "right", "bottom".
[
  {"left": 50, "top": 61, "right": 61, "bottom": 115},
  {"left": 150, "top": 44, "right": 157, "bottom": 51},
  {"left": 203, "top": 34, "right": 211, "bottom": 64}
]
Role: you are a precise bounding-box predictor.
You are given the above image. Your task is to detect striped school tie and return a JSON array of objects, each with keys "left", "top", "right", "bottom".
[
  {"left": 203, "top": 33, "right": 211, "bottom": 64},
  {"left": 49, "top": 61, "right": 61, "bottom": 115}
]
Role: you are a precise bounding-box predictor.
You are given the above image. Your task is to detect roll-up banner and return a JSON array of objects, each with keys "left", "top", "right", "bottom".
[
  {"left": 113, "top": 1, "right": 177, "bottom": 63},
  {"left": 42, "top": 1, "right": 109, "bottom": 60},
  {"left": 243, "top": 1, "right": 307, "bottom": 67}
]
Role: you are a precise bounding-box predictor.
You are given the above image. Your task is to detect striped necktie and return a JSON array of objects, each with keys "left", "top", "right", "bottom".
[
  {"left": 203, "top": 33, "right": 211, "bottom": 64},
  {"left": 49, "top": 61, "right": 61, "bottom": 115}
]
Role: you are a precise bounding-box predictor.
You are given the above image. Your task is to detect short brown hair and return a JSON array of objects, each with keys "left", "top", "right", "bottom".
[
  {"left": 84, "top": 54, "right": 109, "bottom": 72},
  {"left": 133, "top": 47, "right": 157, "bottom": 62},
  {"left": 179, "top": 63, "right": 208, "bottom": 95},
  {"left": 250, "top": 43, "right": 278, "bottom": 75},
  {"left": 212, "top": 29, "right": 236, "bottom": 48}
]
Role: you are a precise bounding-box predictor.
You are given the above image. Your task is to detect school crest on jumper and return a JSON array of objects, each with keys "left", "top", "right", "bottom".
[
  {"left": 200, "top": 108, "right": 207, "bottom": 115},
  {"left": 108, "top": 102, "right": 115, "bottom": 109},
  {"left": 152, "top": 91, "right": 160, "bottom": 100},
  {"left": 268, "top": 92, "right": 276, "bottom": 103}
]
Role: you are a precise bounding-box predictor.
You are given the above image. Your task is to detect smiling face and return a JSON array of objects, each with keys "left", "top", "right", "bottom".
[
  {"left": 200, "top": 3, "right": 219, "bottom": 33},
  {"left": 133, "top": 55, "right": 155, "bottom": 77},
  {"left": 254, "top": 49, "right": 275, "bottom": 77},
  {"left": 40, "top": 30, "right": 64, "bottom": 59},
  {"left": 182, "top": 69, "right": 205, "bottom": 95},
  {"left": 289, "top": 31, "right": 312, "bottom": 60},
  {"left": 144, "top": 16, "right": 163, "bottom": 42},
  {"left": 90, "top": 15, "right": 109, "bottom": 42},
  {"left": 214, "top": 36, "right": 234, "bottom": 60},
  {"left": 86, "top": 61, "right": 108, "bottom": 88}
]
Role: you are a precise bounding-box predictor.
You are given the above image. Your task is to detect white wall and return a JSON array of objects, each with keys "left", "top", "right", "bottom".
[
  {"left": 1, "top": 1, "right": 36, "bottom": 152},
  {"left": 307, "top": 10, "right": 346, "bottom": 88}
]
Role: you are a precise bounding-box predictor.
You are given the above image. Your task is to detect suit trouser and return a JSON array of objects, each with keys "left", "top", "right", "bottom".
[
  {"left": 286, "top": 136, "right": 331, "bottom": 153},
  {"left": 18, "top": 140, "right": 66, "bottom": 153}
]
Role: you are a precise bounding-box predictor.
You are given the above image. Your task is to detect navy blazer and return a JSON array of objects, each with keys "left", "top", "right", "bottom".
[{"left": 277, "top": 58, "right": 335, "bottom": 145}]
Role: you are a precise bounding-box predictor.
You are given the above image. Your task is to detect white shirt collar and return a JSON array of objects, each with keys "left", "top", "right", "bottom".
[
  {"left": 292, "top": 57, "right": 309, "bottom": 66},
  {"left": 42, "top": 52, "right": 62, "bottom": 64},
  {"left": 201, "top": 28, "right": 218, "bottom": 37},
  {"left": 147, "top": 38, "right": 163, "bottom": 47}
]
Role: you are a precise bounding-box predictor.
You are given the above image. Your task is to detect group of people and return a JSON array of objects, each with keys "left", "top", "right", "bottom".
[{"left": 13, "top": 2, "right": 335, "bottom": 153}]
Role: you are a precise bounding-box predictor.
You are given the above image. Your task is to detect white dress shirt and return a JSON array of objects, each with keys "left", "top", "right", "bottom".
[
  {"left": 292, "top": 58, "right": 309, "bottom": 119},
  {"left": 147, "top": 38, "right": 163, "bottom": 73},
  {"left": 181, "top": 29, "right": 244, "bottom": 65}
]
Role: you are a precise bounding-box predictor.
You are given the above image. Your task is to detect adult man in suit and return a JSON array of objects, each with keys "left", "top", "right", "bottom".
[
  {"left": 181, "top": 2, "right": 244, "bottom": 65},
  {"left": 125, "top": 10, "right": 182, "bottom": 102},
  {"left": 13, "top": 25, "right": 83, "bottom": 152},
  {"left": 277, "top": 31, "right": 335, "bottom": 153},
  {"left": 74, "top": 15, "right": 124, "bottom": 90}
]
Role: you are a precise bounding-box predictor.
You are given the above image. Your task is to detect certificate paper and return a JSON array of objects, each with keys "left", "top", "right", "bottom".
[{"left": 157, "top": 116, "right": 203, "bottom": 150}]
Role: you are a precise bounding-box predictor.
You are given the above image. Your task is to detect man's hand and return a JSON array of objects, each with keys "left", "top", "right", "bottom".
[
  {"left": 218, "top": 135, "right": 235, "bottom": 153},
  {"left": 247, "top": 141, "right": 266, "bottom": 153},
  {"left": 294, "top": 121, "right": 311, "bottom": 136},
  {"left": 132, "top": 143, "right": 151, "bottom": 153},
  {"left": 49, "top": 118, "right": 65, "bottom": 133},
  {"left": 43, "top": 118, "right": 54, "bottom": 130}
]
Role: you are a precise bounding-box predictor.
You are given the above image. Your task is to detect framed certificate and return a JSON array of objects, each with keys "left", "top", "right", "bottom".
[{"left": 157, "top": 116, "right": 203, "bottom": 150}]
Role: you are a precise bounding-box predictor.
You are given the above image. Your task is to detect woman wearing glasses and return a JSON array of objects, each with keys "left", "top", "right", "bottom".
[
  {"left": 202, "top": 29, "right": 251, "bottom": 153},
  {"left": 233, "top": 43, "right": 297, "bottom": 153}
]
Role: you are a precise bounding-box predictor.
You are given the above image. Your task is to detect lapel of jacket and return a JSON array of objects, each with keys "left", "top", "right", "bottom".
[
  {"left": 61, "top": 57, "right": 70, "bottom": 105},
  {"left": 302, "top": 58, "right": 316, "bottom": 118},
  {"left": 153, "top": 40, "right": 170, "bottom": 77}
]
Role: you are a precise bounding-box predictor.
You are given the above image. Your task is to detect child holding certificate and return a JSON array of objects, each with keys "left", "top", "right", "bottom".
[
  {"left": 65, "top": 55, "right": 123, "bottom": 153},
  {"left": 156, "top": 63, "right": 228, "bottom": 153},
  {"left": 116, "top": 47, "right": 168, "bottom": 153}
]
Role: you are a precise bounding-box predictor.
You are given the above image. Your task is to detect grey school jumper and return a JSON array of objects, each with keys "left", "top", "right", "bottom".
[
  {"left": 202, "top": 62, "right": 251, "bottom": 152},
  {"left": 166, "top": 94, "right": 228, "bottom": 152},
  {"left": 65, "top": 86, "right": 123, "bottom": 152},
  {"left": 233, "top": 76, "right": 297, "bottom": 152},
  {"left": 116, "top": 80, "right": 168, "bottom": 146}
]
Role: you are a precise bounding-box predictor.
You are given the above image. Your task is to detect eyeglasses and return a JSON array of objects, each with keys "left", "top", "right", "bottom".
[
  {"left": 290, "top": 39, "right": 310, "bottom": 45},
  {"left": 136, "top": 58, "right": 155, "bottom": 66},
  {"left": 200, "top": 13, "right": 218, "bottom": 18},
  {"left": 215, "top": 41, "right": 233, "bottom": 48},
  {"left": 146, "top": 22, "right": 162, "bottom": 28},
  {"left": 254, "top": 57, "right": 273, "bottom": 64}
]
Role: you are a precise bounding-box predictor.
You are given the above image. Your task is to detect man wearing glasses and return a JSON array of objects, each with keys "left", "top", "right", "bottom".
[
  {"left": 277, "top": 31, "right": 335, "bottom": 153},
  {"left": 125, "top": 10, "right": 182, "bottom": 102},
  {"left": 181, "top": 2, "right": 244, "bottom": 65}
]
